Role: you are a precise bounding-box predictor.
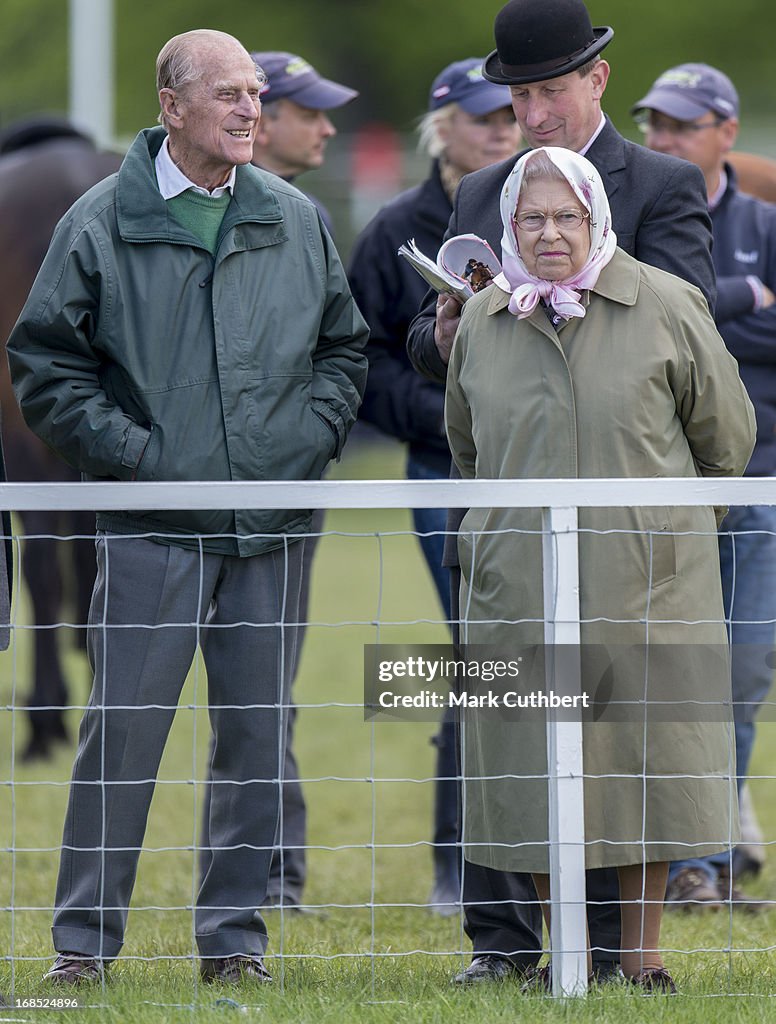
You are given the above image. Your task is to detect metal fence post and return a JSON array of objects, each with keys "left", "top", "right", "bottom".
[
  {"left": 69, "top": 0, "right": 114, "bottom": 148},
  {"left": 542, "top": 505, "right": 587, "bottom": 997}
]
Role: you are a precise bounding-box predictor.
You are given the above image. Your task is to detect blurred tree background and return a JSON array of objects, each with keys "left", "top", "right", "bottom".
[
  {"left": 0, "top": 0, "right": 773, "bottom": 253},
  {"left": 1, "top": 0, "right": 773, "bottom": 138}
]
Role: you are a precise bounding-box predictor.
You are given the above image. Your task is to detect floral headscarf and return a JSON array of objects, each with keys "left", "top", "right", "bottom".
[{"left": 493, "top": 146, "right": 617, "bottom": 320}]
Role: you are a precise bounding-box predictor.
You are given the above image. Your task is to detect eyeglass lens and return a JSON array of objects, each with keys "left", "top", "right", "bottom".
[{"left": 515, "top": 210, "right": 587, "bottom": 230}]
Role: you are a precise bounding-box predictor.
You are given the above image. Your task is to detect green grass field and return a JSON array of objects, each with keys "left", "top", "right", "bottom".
[{"left": 1, "top": 437, "right": 775, "bottom": 1021}]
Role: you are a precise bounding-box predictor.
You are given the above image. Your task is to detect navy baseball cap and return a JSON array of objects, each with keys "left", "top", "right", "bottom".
[
  {"left": 251, "top": 51, "right": 358, "bottom": 109},
  {"left": 633, "top": 63, "right": 739, "bottom": 122},
  {"left": 429, "top": 58, "right": 513, "bottom": 115}
]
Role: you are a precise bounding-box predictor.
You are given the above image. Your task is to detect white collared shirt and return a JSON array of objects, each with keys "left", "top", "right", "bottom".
[
  {"left": 155, "top": 136, "right": 236, "bottom": 199},
  {"left": 578, "top": 113, "right": 607, "bottom": 157},
  {"left": 707, "top": 168, "right": 727, "bottom": 211}
]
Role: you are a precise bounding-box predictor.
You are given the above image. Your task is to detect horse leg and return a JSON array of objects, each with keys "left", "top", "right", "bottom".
[{"left": 18, "top": 512, "right": 69, "bottom": 761}]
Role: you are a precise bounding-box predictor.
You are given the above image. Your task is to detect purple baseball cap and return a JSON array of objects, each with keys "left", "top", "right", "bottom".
[
  {"left": 251, "top": 51, "right": 358, "bottom": 109},
  {"left": 633, "top": 63, "right": 739, "bottom": 122},
  {"left": 429, "top": 58, "right": 513, "bottom": 115}
]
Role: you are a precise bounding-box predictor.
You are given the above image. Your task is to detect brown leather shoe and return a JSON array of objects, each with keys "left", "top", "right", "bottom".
[
  {"left": 43, "top": 953, "right": 104, "bottom": 985},
  {"left": 665, "top": 868, "right": 722, "bottom": 912},
  {"left": 200, "top": 955, "right": 272, "bottom": 984},
  {"left": 629, "top": 966, "right": 677, "bottom": 994},
  {"left": 521, "top": 963, "right": 552, "bottom": 993}
]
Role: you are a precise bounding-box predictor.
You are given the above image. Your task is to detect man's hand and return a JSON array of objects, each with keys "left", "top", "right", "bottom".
[
  {"left": 762, "top": 283, "right": 776, "bottom": 308},
  {"left": 434, "top": 293, "right": 463, "bottom": 365}
]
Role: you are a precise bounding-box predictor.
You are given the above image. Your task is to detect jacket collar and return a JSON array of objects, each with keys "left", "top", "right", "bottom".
[
  {"left": 486, "top": 246, "right": 640, "bottom": 316},
  {"left": 585, "top": 117, "right": 625, "bottom": 203},
  {"left": 116, "top": 126, "right": 284, "bottom": 243},
  {"left": 590, "top": 247, "right": 639, "bottom": 305}
]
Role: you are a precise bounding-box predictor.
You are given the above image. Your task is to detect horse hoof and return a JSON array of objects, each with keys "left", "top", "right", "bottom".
[
  {"left": 52, "top": 719, "right": 70, "bottom": 743},
  {"left": 19, "top": 736, "right": 53, "bottom": 763}
]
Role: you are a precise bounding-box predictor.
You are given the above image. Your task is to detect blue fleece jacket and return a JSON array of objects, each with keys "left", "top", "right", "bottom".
[{"left": 712, "top": 163, "right": 776, "bottom": 476}]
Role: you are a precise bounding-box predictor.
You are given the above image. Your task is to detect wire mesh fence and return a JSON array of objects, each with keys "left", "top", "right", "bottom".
[{"left": 1, "top": 475, "right": 775, "bottom": 1011}]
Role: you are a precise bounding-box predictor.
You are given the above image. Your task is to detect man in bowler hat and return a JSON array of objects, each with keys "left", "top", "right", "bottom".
[{"left": 406, "top": 0, "right": 715, "bottom": 987}]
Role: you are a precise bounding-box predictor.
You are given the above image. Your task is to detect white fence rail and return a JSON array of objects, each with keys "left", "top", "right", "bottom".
[{"left": 2, "top": 476, "right": 776, "bottom": 511}]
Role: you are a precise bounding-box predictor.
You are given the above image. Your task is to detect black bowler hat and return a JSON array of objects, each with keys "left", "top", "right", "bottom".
[{"left": 483, "top": 0, "right": 614, "bottom": 86}]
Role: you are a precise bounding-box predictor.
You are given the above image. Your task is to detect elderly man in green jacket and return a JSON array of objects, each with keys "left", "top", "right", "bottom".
[{"left": 7, "top": 29, "right": 368, "bottom": 986}]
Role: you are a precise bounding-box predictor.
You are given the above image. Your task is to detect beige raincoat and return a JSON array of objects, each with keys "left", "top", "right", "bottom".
[{"left": 445, "top": 248, "right": 756, "bottom": 871}]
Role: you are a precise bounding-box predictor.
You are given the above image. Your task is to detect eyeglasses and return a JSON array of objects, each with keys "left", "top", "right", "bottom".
[
  {"left": 634, "top": 111, "right": 727, "bottom": 137},
  {"left": 513, "top": 209, "right": 590, "bottom": 232}
]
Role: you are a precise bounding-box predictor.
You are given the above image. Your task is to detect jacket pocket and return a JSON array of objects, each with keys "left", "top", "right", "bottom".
[
  {"left": 311, "top": 399, "right": 345, "bottom": 459},
  {"left": 306, "top": 408, "right": 336, "bottom": 479},
  {"left": 645, "top": 516, "right": 676, "bottom": 588},
  {"left": 133, "top": 424, "right": 161, "bottom": 481},
  {"left": 121, "top": 421, "right": 153, "bottom": 479},
  {"left": 457, "top": 509, "right": 488, "bottom": 592},
  {"left": 311, "top": 408, "right": 338, "bottom": 462}
]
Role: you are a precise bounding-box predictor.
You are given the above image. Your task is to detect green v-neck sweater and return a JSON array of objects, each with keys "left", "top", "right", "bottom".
[{"left": 165, "top": 188, "right": 231, "bottom": 253}]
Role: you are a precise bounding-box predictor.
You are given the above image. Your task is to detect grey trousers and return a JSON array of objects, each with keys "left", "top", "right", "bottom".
[
  {"left": 199, "top": 515, "right": 321, "bottom": 904},
  {"left": 51, "top": 533, "right": 303, "bottom": 960},
  {"left": 266, "top": 509, "right": 323, "bottom": 900}
]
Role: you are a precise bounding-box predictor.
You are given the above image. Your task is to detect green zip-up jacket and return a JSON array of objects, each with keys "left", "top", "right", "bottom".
[{"left": 7, "top": 127, "right": 368, "bottom": 556}]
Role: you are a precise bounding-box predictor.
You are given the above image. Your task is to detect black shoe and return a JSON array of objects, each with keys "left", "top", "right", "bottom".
[
  {"left": 452, "top": 955, "right": 522, "bottom": 985},
  {"left": 261, "top": 890, "right": 300, "bottom": 909},
  {"left": 591, "top": 960, "right": 624, "bottom": 983},
  {"left": 200, "top": 955, "right": 272, "bottom": 984}
]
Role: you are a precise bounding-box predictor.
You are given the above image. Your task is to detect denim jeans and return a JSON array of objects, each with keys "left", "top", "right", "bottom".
[
  {"left": 669, "top": 504, "right": 776, "bottom": 883},
  {"left": 407, "top": 455, "right": 460, "bottom": 886},
  {"left": 406, "top": 455, "right": 452, "bottom": 622}
]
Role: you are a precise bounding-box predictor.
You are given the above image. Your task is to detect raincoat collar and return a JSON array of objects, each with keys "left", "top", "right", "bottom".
[
  {"left": 487, "top": 246, "right": 639, "bottom": 314},
  {"left": 116, "top": 126, "right": 283, "bottom": 242}
]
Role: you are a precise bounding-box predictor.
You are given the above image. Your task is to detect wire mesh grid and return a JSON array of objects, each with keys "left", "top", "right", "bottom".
[{"left": 1, "top": 476, "right": 775, "bottom": 1012}]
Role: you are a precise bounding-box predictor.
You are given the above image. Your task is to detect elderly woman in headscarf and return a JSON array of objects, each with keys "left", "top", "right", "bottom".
[{"left": 444, "top": 147, "right": 756, "bottom": 993}]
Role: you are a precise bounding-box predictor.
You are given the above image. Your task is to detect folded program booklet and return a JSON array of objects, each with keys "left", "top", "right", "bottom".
[{"left": 398, "top": 233, "right": 502, "bottom": 302}]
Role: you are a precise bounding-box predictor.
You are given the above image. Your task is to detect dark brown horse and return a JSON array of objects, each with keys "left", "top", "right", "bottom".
[{"left": 0, "top": 117, "right": 121, "bottom": 759}]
